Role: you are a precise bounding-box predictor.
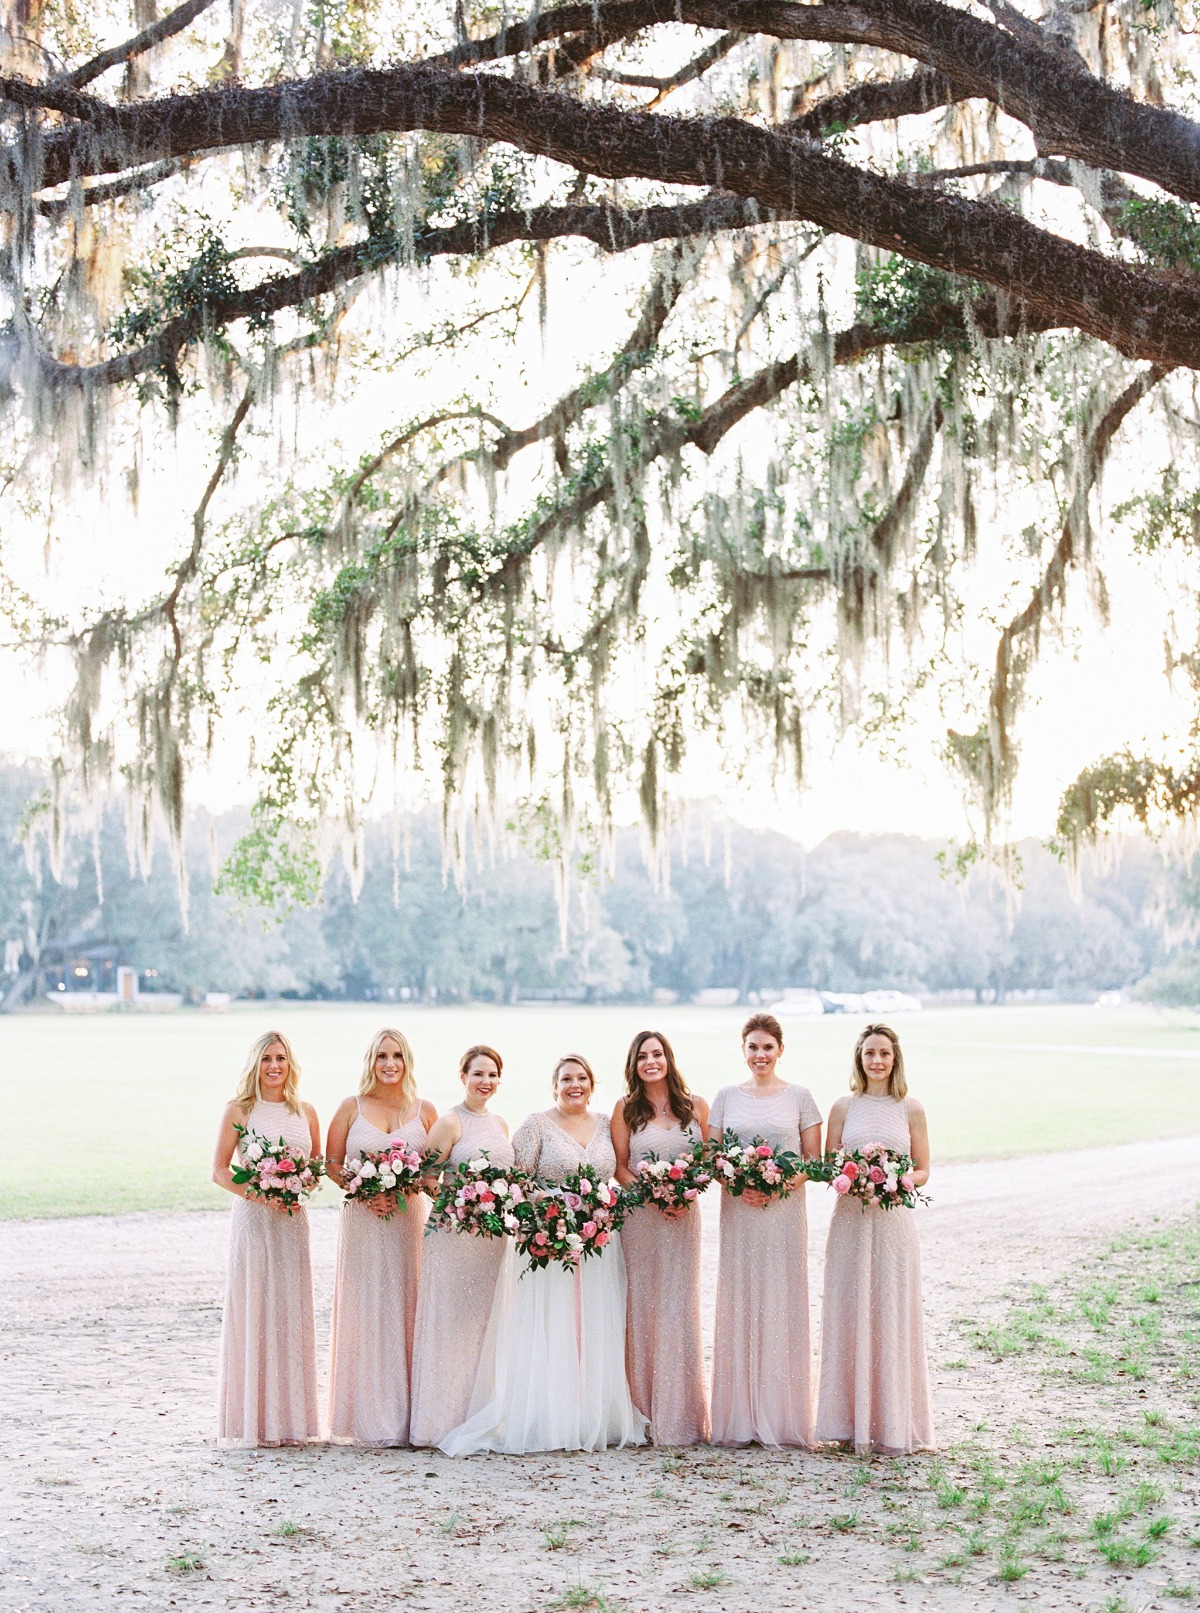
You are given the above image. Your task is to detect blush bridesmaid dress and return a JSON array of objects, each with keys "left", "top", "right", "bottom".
[
  {"left": 815, "top": 1092, "right": 935, "bottom": 1454},
  {"left": 622, "top": 1116, "right": 710, "bottom": 1445},
  {"left": 708, "top": 1082, "right": 822, "bottom": 1447},
  {"left": 326, "top": 1101, "right": 429, "bottom": 1446},
  {"left": 217, "top": 1099, "right": 319, "bottom": 1447},
  {"left": 409, "top": 1105, "right": 515, "bottom": 1447}
]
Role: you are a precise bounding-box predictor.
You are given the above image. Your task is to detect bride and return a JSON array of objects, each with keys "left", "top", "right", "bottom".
[{"left": 440, "top": 1053, "right": 647, "bottom": 1455}]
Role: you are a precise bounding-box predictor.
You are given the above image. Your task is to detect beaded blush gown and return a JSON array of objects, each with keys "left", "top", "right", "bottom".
[
  {"left": 708, "top": 1083, "right": 822, "bottom": 1447},
  {"left": 815, "top": 1093, "right": 935, "bottom": 1455},
  {"left": 409, "top": 1105, "right": 515, "bottom": 1447},
  {"left": 217, "top": 1100, "right": 320, "bottom": 1447},
  {"left": 622, "top": 1117, "right": 710, "bottom": 1445},
  {"left": 326, "top": 1102, "right": 429, "bottom": 1446},
  {"left": 440, "top": 1111, "right": 647, "bottom": 1456}
]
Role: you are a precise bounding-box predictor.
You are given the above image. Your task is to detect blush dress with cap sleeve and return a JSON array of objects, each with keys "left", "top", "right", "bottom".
[{"left": 708, "top": 1082, "right": 821, "bottom": 1447}]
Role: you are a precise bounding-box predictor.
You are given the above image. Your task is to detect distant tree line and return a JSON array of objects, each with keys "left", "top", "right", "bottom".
[{"left": 0, "top": 761, "right": 1189, "bottom": 1007}]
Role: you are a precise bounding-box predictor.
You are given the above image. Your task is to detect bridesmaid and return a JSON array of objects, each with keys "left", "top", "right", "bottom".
[
  {"left": 213, "top": 1030, "right": 321, "bottom": 1446},
  {"left": 325, "top": 1028, "right": 437, "bottom": 1446},
  {"left": 709, "top": 1012, "right": 822, "bottom": 1447},
  {"left": 612, "top": 1030, "right": 710, "bottom": 1445},
  {"left": 410, "top": 1043, "right": 514, "bottom": 1447},
  {"left": 815, "top": 1022, "right": 934, "bottom": 1454}
]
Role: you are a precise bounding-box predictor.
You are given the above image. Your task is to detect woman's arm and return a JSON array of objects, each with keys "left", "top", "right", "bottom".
[
  {"left": 906, "top": 1098, "right": 931, "bottom": 1187},
  {"left": 512, "top": 1114, "right": 542, "bottom": 1175},
  {"left": 302, "top": 1102, "right": 321, "bottom": 1157},
  {"left": 423, "top": 1109, "right": 463, "bottom": 1168},
  {"left": 211, "top": 1103, "right": 249, "bottom": 1199},
  {"left": 325, "top": 1098, "right": 358, "bottom": 1183},
  {"left": 419, "top": 1097, "right": 439, "bottom": 1133},
  {"left": 825, "top": 1095, "right": 850, "bottom": 1153},
  {"left": 691, "top": 1094, "right": 711, "bottom": 1145},
  {"left": 611, "top": 1100, "right": 635, "bottom": 1186}
]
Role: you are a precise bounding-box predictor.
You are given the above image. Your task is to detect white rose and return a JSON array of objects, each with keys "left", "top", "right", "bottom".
[
  {"left": 379, "top": 1170, "right": 397, "bottom": 1189},
  {"left": 503, "top": 1214, "right": 518, "bottom": 1231},
  {"left": 492, "top": 1179, "right": 509, "bottom": 1195},
  {"left": 244, "top": 1143, "right": 262, "bottom": 1163},
  {"left": 359, "top": 1160, "right": 377, "bottom": 1178},
  {"left": 566, "top": 1234, "right": 584, "bottom": 1249},
  {"left": 468, "top": 1156, "right": 487, "bottom": 1172}
]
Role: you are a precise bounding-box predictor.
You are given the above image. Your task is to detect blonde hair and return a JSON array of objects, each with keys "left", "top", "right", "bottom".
[
  {"left": 232, "top": 1030, "right": 302, "bottom": 1114},
  {"left": 850, "top": 1022, "right": 907, "bottom": 1099},
  {"left": 360, "top": 1027, "right": 417, "bottom": 1108},
  {"left": 552, "top": 1052, "right": 596, "bottom": 1095}
]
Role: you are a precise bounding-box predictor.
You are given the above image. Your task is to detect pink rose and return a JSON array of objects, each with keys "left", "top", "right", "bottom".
[
  {"left": 869, "top": 1166, "right": 886, "bottom": 1185},
  {"left": 900, "top": 1173, "right": 915, "bottom": 1192},
  {"left": 595, "top": 1230, "right": 611, "bottom": 1246},
  {"left": 755, "top": 1145, "right": 773, "bottom": 1159},
  {"left": 581, "top": 1221, "right": 598, "bottom": 1238},
  {"left": 841, "top": 1161, "right": 859, "bottom": 1181},
  {"left": 276, "top": 1158, "right": 296, "bottom": 1174},
  {"left": 683, "top": 1189, "right": 698, "bottom": 1201},
  {"left": 534, "top": 1232, "right": 548, "bottom": 1246},
  {"left": 668, "top": 1165, "right": 684, "bottom": 1180},
  {"left": 833, "top": 1176, "right": 851, "bottom": 1195},
  {"left": 479, "top": 1190, "right": 495, "bottom": 1204}
]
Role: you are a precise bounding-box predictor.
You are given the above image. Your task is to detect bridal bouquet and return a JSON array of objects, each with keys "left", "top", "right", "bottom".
[
  {"left": 630, "top": 1139, "right": 713, "bottom": 1211},
  {"left": 428, "top": 1153, "right": 534, "bottom": 1238},
  {"left": 340, "top": 1139, "right": 428, "bottom": 1214},
  {"left": 232, "top": 1126, "right": 325, "bottom": 1213},
  {"left": 809, "top": 1145, "right": 929, "bottom": 1210},
  {"left": 708, "top": 1130, "right": 805, "bottom": 1200},
  {"left": 515, "top": 1169, "right": 631, "bottom": 1270}
]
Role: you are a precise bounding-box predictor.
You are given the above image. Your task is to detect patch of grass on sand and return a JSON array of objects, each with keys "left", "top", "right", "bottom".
[{"left": 916, "top": 1212, "right": 1200, "bottom": 1596}]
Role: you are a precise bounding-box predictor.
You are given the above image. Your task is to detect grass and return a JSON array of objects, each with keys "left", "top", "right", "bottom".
[
  {"left": 4, "top": 1001, "right": 1200, "bottom": 1216},
  {"left": 165, "top": 1553, "right": 205, "bottom": 1574},
  {"left": 689, "top": 1570, "right": 727, "bottom": 1590}
]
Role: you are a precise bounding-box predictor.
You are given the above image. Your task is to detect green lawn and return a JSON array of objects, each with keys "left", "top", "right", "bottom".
[{"left": 3, "top": 1002, "right": 1198, "bottom": 1218}]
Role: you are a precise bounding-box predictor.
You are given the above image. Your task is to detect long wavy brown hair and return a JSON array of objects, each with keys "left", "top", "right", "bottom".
[{"left": 622, "top": 1029, "right": 694, "bottom": 1133}]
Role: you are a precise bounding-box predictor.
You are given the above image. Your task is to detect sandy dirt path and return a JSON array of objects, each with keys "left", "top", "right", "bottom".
[{"left": 2, "top": 1137, "right": 1198, "bottom": 1613}]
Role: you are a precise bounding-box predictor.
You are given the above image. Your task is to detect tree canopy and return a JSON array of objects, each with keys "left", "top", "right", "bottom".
[{"left": 3, "top": 0, "right": 1200, "bottom": 904}]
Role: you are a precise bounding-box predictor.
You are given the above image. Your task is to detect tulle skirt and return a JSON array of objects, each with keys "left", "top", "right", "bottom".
[{"left": 441, "top": 1234, "right": 648, "bottom": 1456}]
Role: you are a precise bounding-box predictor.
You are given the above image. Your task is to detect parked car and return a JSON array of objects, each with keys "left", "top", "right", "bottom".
[
  {"left": 818, "top": 991, "right": 865, "bottom": 1014},
  {"left": 860, "top": 989, "right": 923, "bottom": 1014},
  {"left": 774, "top": 988, "right": 826, "bottom": 1017}
]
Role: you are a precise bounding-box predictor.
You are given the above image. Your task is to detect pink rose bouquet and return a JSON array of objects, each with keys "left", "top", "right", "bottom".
[
  {"left": 232, "top": 1125, "right": 325, "bottom": 1214},
  {"left": 428, "top": 1153, "right": 535, "bottom": 1239},
  {"left": 631, "top": 1139, "right": 713, "bottom": 1212},
  {"left": 340, "top": 1139, "right": 428, "bottom": 1215},
  {"left": 514, "top": 1168, "right": 633, "bottom": 1270},
  {"left": 708, "top": 1130, "right": 804, "bottom": 1200},
  {"left": 810, "top": 1144, "right": 929, "bottom": 1210}
]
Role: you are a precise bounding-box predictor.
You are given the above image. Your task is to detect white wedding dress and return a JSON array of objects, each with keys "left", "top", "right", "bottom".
[{"left": 440, "top": 1110, "right": 648, "bottom": 1455}]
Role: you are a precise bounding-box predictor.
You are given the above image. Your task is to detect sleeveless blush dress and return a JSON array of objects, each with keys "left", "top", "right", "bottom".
[
  {"left": 622, "top": 1117, "right": 710, "bottom": 1445},
  {"left": 441, "top": 1112, "right": 647, "bottom": 1455},
  {"left": 708, "top": 1083, "right": 822, "bottom": 1447},
  {"left": 409, "top": 1105, "right": 515, "bottom": 1447},
  {"left": 326, "top": 1103, "right": 429, "bottom": 1446},
  {"left": 217, "top": 1100, "right": 319, "bottom": 1447},
  {"left": 815, "top": 1093, "right": 935, "bottom": 1454}
]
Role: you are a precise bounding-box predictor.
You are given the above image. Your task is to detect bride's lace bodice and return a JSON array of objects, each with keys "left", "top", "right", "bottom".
[{"left": 512, "top": 1110, "right": 617, "bottom": 1182}]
